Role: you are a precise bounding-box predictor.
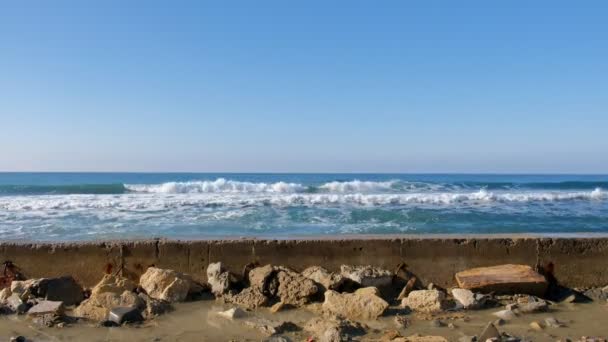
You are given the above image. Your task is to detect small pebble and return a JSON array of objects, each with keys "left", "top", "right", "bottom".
[{"left": 529, "top": 321, "right": 544, "bottom": 331}]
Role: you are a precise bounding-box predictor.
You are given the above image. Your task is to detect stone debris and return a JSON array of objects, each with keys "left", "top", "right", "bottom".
[
  {"left": 398, "top": 276, "right": 417, "bottom": 300},
  {"left": 322, "top": 287, "right": 389, "bottom": 320},
  {"left": 493, "top": 309, "right": 517, "bottom": 320},
  {"left": 304, "top": 316, "right": 366, "bottom": 342},
  {"left": 34, "top": 276, "right": 84, "bottom": 306},
  {"left": 74, "top": 275, "right": 144, "bottom": 322},
  {"left": 224, "top": 287, "right": 268, "bottom": 309},
  {"left": 107, "top": 306, "right": 144, "bottom": 325},
  {"left": 138, "top": 293, "right": 172, "bottom": 318},
  {"left": 529, "top": 321, "right": 543, "bottom": 331},
  {"left": 401, "top": 290, "right": 448, "bottom": 313},
  {"left": 243, "top": 317, "right": 299, "bottom": 336},
  {"left": 451, "top": 288, "right": 488, "bottom": 309},
  {"left": 27, "top": 300, "right": 64, "bottom": 316},
  {"left": 249, "top": 265, "right": 278, "bottom": 295},
  {"left": 301, "top": 266, "right": 345, "bottom": 293},
  {"left": 478, "top": 322, "right": 501, "bottom": 342},
  {"left": 544, "top": 316, "right": 565, "bottom": 328},
  {"left": 340, "top": 265, "right": 393, "bottom": 288},
  {"left": 216, "top": 307, "right": 246, "bottom": 320},
  {"left": 276, "top": 269, "right": 318, "bottom": 306},
  {"left": 455, "top": 264, "right": 548, "bottom": 296},
  {"left": 6, "top": 293, "right": 29, "bottom": 314},
  {"left": 207, "top": 262, "right": 238, "bottom": 296},
  {"left": 140, "top": 267, "right": 201, "bottom": 302}
]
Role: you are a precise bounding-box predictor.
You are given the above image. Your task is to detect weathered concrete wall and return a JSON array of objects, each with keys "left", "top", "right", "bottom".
[{"left": 0, "top": 237, "right": 606, "bottom": 289}]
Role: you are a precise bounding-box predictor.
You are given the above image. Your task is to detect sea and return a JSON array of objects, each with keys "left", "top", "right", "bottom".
[{"left": 0, "top": 173, "right": 606, "bottom": 241}]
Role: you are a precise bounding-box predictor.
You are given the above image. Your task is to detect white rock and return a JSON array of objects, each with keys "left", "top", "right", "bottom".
[
  {"left": 452, "top": 288, "right": 486, "bottom": 309},
  {"left": 216, "top": 307, "right": 246, "bottom": 320}
]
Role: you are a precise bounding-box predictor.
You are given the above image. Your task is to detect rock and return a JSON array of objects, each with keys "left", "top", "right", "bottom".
[
  {"left": 517, "top": 300, "right": 548, "bottom": 313},
  {"left": 225, "top": 286, "right": 269, "bottom": 309},
  {"left": 207, "top": 262, "right": 237, "bottom": 296},
  {"left": 92, "top": 274, "right": 137, "bottom": 296},
  {"left": 455, "top": 264, "right": 548, "bottom": 296},
  {"left": 0, "top": 288, "right": 11, "bottom": 301},
  {"left": 107, "top": 306, "right": 144, "bottom": 325},
  {"left": 301, "top": 266, "right": 345, "bottom": 292},
  {"left": 401, "top": 290, "right": 448, "bottom": 313},
  {"left": 304, "top": 316, "right": 366, "bottom": 342},
  {"left": 276, "top": 269, "right": 318, "bottom": 306},
  {"left": 140, "top": 267, "right": 199, "bottom": 302},
  {"left": 452, "top": 288, "right": 487, "bottom": 309},
  {"left": 323, "top": 287, "right": 389, "bottom": 320},
  {"left": 138, "top": 293, "right": 172, "bottom": 318},
  {"left": 10, "top": 336, "right": 26, "bottom": 342},
  {"left": 583, "top": 288, "right": 608, "bottom": 301},
  {"left": 216, "top": 307, "right": 246, "bottom": 320},
  {"left": 397, "top": 277, "right": 417, "bottom": 300},
  {"left": 340, "top": 265, "right": 392, "bottom": 288},
  {"left": 430, "top": 319, "right": 446, "bottom": 327},
  {"left": 494, "top": 318, "right": 505, "bottom": 326},
  {"left": 34, "top": 276, "right": 84, "bottom": 306},
  {"left": 6, "top": 293, "right": 29, "bottom": 314},
  {"left": 478, "top": 322, "right": 501, "bottom": 342},
  {"left": 74, "top": 290, "right": 143, "bottom": 321},
  {"left": 31, "top": 313, "right": 64, "bottom": 327},
  {"left": 244, "top": 318, "right": 299, "bottom": 336},
  {"left": 249, "top": 265, "right": 278, "bottom": 296},
  {"left": 493, "top": 309, "right": 517, "bottom": 320},
  {"left": 529, "top": 321, "right": 543, "bottom": 331},
  {"left": 10, "top": 279, "right": 39, "bottom": 299},
  {"left": 394, "top": 315, "right": 409, "bottom": 328},
  {"left": 27, "top": 300, "right": 64, "bottom": 316},
  {"left": 545, "top": 317, "right": 565, "bottom": 328}
]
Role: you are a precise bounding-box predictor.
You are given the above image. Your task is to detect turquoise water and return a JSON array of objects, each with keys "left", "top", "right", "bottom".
[{"left": 0, "top": 173, "right": 607, "bottom": 241}]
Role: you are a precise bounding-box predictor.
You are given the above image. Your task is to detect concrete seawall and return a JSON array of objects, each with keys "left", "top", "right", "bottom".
[{"left": 1, "top": 236, "right": 607, "bottom": 289}]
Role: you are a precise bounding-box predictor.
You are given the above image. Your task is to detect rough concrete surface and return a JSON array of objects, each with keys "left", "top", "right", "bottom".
[{"left": 0, "top": 236, "right": 606, "bottom": 288}]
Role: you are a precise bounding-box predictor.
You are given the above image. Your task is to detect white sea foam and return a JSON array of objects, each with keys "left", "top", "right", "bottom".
[
  {"left": 125, "top": 178, "right": 305, "bottom": 194},
  {"left": 318, "top": 180, "right": 397, "bottom": 193},
  {"left": 1, "top": 188, "right": 604, "bottom": 213}
]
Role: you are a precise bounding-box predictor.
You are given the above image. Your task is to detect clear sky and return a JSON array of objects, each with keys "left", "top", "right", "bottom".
[{"left": 1, "top": 1, "right": 607, "bottom": 173}]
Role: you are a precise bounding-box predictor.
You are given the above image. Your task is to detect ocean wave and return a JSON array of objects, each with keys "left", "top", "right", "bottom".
[
  {"left": 1, "top": 188, "right": 604, "bottom": 211},
  {"left": 124, "top": 178, "right": 306, "bottom": 194},
  {"left": 318, "top": 180, "right": 398, "bottom": 193}
]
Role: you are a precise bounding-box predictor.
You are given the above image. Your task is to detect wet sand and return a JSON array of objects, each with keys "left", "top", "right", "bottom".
[{"left": 1, "top": 299, "right": 606, "bottom": 341}]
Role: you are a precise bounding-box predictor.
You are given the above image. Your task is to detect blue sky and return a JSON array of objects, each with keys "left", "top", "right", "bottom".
[{"left": 1, "top": 1, "right": 607, "bottom": 173}]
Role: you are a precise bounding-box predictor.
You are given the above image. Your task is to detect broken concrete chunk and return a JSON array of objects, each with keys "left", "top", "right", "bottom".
[
  {"left": 35, "top": 276, "right": 84, "bottom": 306},
  {"left": 492, "top": 309, "right": 517, "bottom": 321},
  {"left": 27, "top": 300, "right": 64, "bottom": 316},
  {"left": 248, "top": 265, "right": 277, "bottom": 295},
  {"left": 478, "top": 322, "right": 500, "bottom": 342},
  {"left": 92, "top": 274, "right": 137, "bottom": 296},
  {"left": 107, "top": 306, "right": 144, "bottom": 325},
  {"left": 451, "top": 288, "right": 487, "bottom": 309},
  {"left": 276, "top": 269, "right": 318, "bottom": 306},
  {"left": 224, "top": 286, "right": 269, "bottom": 309},
  {"left": 75, "top": 290, "right": 144, "bottom": 322},
  {"left": 398, "top": 277, "right": 417, "bottom": 300},
  {"left": 301, "top": 266, "right": 345, "bottom": 293},
  {"left": 340, "top": 265, "right": 392, "bottom": 288},
  {"left": 6, "top": 294, "right": 29, "bottom": 314},
  {"left": 455, "top": 264, "right": 547, "bottom": 296},
  {"left": 323, "top": 287, "right": 388, "bottom": 320},
  {"left": 401, "top": 290, "right": 448, "bottom": 313},
  {"left": 304, "top": 316, "right": 366, "bottom": 342},
  {"left": 140, "top": 267, "right": 199, "bottom": 302},
  {"left": 207, "top": 262, "right": 238, "bottom": 296}
]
